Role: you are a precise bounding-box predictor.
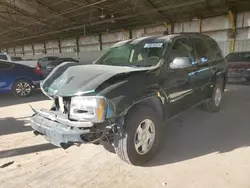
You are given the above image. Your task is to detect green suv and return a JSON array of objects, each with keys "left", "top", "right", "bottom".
[{"left": 31, "top": 33, "right": 228, "bottom": 166}]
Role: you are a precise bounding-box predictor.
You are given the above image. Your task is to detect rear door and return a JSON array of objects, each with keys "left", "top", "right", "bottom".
[{"left": 189, "top": 36, "right": 213, "bottom": 103}]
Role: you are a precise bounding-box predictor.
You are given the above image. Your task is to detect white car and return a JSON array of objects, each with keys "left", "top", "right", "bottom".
[{"left": 0, "top": 53, "right": 37, "bottom": 68}]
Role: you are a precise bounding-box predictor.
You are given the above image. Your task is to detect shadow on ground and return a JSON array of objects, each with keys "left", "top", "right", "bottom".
[
  {"left": 0, "top": 144, "right": 57, "bottom": 159},
  {"left": 147, "top": 85, "right": 250, "bottom": 167},
  {"left": 0, "top": 117, "right": 57, "bottom": 159},
  {"left": 0, "top": 90, "right": 48, "bottom": 108},
  {"left": 0, "top": 117, "right": 32, "bottom": 136}
]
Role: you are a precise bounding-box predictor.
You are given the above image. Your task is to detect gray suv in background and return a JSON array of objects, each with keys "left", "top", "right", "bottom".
[
  {"left": 37, "top": 56, "right": 59, "bottom": 77},
  {"left": 44, "top": 57, "right": 79, "bottom": 77}
]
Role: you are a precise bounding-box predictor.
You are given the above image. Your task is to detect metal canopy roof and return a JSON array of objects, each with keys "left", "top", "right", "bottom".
[{"left": 0, "top": 0, "right": 249, "bottom": 47}]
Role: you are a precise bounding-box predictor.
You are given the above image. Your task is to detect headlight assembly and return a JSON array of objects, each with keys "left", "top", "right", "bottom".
[{"left": 70, "top": 96, "right": 106, "bottom": 122}]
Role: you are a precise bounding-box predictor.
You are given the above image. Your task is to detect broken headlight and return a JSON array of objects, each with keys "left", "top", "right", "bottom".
[{"left": 69, "top": 96, "right": 106, "bottom": 122}]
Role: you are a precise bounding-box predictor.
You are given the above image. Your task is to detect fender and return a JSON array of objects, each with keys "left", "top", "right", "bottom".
[{"left": 107, "top": 86, "right": 168, "bottom": 121}]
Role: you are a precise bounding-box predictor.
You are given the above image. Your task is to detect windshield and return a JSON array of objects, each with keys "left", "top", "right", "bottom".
[
  {"left": 96, "top": 40, "right": 167, "bottom": 67},
  {"left": 226, "top": 52, "right": 250, "bottom": 62}
]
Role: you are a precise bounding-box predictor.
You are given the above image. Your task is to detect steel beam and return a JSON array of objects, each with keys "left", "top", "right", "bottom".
[
  {"left": 228, "top": 10, "right": 236, "bottom": 52},
  {"left": 33, "top": 0, "right": 78, "bottom": 24},
  {"left": 32, "top": 44, "right": 35, "bottom": 55},
  {"left": 98, "top": 34, "right": 102, "bottom": 51},
  {"left": 44, "top": 42, "right": 47, "bottom": 54},
  {"left": 58, "top": 39, "right": 62, "bottom": 53},
  {"left": 146, "top": 0, "right": 171, "bottom": 23}
]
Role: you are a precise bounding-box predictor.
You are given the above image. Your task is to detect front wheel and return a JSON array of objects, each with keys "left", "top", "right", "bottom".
[
  {"left": 114, "top": 105, "right": 163, "bottom": 166},
  {"left": 12, "top": 79, "right": 33, "bottom": 98}
]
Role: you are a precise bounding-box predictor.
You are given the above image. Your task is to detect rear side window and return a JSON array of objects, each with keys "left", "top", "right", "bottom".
[
  {"left": 49, "top": 59, "right": 62, "bottom": 66},
  {"left": 192, "top": 38, "right": 208, "bottom": 64},
  {"left": 206, "top": 38, "right": 222, "bottom": 60},
  {"left": 48, "top": 57, "right": 58, "bottom": 61},
  {"left": 0, "top": 61, "right": 13, "bottom": 69},
  {"left": 63, "top": 58, "right": 72, "bottom": 61},
  {"left": 65, "top": 58, "right": 78, "bottom": 62},
  {"left": 0, "top": 55, "right": 8, "bottom": 60}
]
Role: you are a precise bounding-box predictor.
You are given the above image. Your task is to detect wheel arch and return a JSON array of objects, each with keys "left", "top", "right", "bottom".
[
  {"left": 124, "top": 95, "right": 165, "bottom": 121},
  {"left": 12, "top": 77, "right": 34, "bottom": 87},
  {"left": 11, "top": 77, "right": 34, "bottom": 96},
  {"left": 214, "top": 71, "right": 226, "bottom": 89}
]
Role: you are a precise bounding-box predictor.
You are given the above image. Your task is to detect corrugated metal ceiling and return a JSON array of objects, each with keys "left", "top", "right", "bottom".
[{"left": 0, "top": 0, "right": 248, "bottom": 47}]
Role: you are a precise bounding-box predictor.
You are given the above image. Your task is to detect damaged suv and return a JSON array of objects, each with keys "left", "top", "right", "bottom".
[{"left": 31, "top": 33, "right": 228, "bottom": 166}]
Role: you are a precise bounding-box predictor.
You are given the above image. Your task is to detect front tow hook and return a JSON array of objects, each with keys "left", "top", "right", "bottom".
[{"left": 33, "top": 130, "right": 43, "bottom": 136}]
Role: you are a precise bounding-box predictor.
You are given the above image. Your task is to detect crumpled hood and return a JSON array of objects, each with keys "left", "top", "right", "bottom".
[{"left": 41, "top": 63, "right": 151, "bottom": 97}]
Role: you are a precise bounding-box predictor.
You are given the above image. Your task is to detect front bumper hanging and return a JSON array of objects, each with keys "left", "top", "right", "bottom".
[{"left": 30, "top": 108, "right": 111, "bottom": 149}]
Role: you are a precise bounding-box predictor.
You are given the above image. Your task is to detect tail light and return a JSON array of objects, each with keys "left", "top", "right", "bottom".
[
  {"left": 37, "top": 62, "right": 41, "bottom": 69},
  {"left": 34, "top": 68, "right": 41, "bottom": 75},
  {"left": 35, "top": 61, "right": 42, "bottom": 75}
]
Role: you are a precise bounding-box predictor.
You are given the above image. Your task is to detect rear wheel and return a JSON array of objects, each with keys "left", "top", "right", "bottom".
[
  {"left": 114, "top": 105, "right": 163, "bottom": 166},
  {"left": 12, "top": 79, "right": 32, "bottom": 98},
  {"left": 202, "top": 77, "right": 224, "bottom": 112}
]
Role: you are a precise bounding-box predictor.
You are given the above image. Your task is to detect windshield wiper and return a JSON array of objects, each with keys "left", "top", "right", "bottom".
[
  {"left": 139, "top": 64, "right": 154, "bottom": 67},
  {"left": 122, "top": 65, "right": 139, "bottom": 68}
]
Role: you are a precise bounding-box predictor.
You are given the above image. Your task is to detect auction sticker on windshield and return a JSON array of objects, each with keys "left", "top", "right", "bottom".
[{"left": 144, "top": 43, "right": 163, "bottom": 48}]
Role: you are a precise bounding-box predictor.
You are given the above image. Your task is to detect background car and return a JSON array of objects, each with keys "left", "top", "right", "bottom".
[
  {"left": 225, "top": 51, "right": 250, "bottom": 83},
  {"left": 0, "top": 60, "right": 43, "bottom": 97},
  {"left": 36, "top": 56, "right": 59, "bottom": 77},
  {"left": 0, "top": 53, "right": 37, "bottom": 67},
  {"left": 43, "top": 57, "right": 79, "bottom": 77}
]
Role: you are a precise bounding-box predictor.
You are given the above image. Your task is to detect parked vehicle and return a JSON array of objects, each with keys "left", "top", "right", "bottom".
[
  {"left": 0, "top": 53, "right": 37, "bottom": 67},
  {"left": 43, "top": 57, "right": 79, "bottom": 77},
  {"left": 36, "top": 56, "right": 59, "bottom": 77},
  {"left": 225, "top": 51, "right": 250, "bottom": 83},
  {"left": 30, "top": 33, "right": 228, "bottom": 166},
  {"left": 0, "top": 60, "right": 42, "bottom": 97}
]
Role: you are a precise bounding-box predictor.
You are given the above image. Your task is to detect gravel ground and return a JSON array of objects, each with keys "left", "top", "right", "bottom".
[{"left": 0, "top": 84, "right": 250, "bottom": 188}]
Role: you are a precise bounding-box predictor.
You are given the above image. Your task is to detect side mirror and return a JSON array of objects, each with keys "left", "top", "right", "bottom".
[{"left": 170, "top": 57, "right": 192, "bottom": 69}]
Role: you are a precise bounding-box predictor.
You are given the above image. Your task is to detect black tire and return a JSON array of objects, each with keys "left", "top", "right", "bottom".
[
  {"left": 114, "top": 105, "right": 163, "bottom": 166},
  {"left": 12, "top": 79, "right": 33, "bottom": 98},
  {"left": 202, "top": 77, "right": 224, "bottom": 112}
]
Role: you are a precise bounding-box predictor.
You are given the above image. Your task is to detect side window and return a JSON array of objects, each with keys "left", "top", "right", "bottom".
[
  {"left": 0, "top": 61, "right": 13, "bottom": 70},
  {"left": 206, "top": 38, "right": 223, "bottom": 60},
  {"left": 11, "top": 56, "right": 22, "bottom": 61},
  {"left": 192, "top": 38, "right": 208, "bottom": 64},
  {"left": 0, "top": 55, "right": 8, "bottom": 60},
  {"left": 168, "top": 38, "right": 194, "bottom": 64},
  {"left": 102, "top": 46, "right": 131, "bottom": 65},
  {"left": 48, "top": 57, "right": 55, "bottom": 61}
]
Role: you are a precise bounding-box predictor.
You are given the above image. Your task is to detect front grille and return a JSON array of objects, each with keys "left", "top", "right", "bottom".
[
  {"left": 63, "top": 97, "right": 71, "bottom": 113},
  {"left": 55, "top": 97, "right": 71, "bottom": 114}
]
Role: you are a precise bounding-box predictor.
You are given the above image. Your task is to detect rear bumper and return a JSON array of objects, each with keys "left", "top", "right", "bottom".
[
  {"left": 228, "top": 72, "right": 250, "bottom": 83},
  {"left": 30, "top": 109, "right": 111, "bottom": 148},
  {"left": 32, "top": 80, "right": 41, "bottom": 89}
]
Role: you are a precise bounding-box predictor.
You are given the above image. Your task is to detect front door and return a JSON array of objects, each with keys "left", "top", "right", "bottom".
[{"left": 161, "top": 37, "right": 196, "bottom": 117}]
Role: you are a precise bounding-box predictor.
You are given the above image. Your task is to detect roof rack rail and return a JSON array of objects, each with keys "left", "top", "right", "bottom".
[
  {"left": 176, "top": 32, "right": 203, "bottom": 35},
  {"left": 163, "top": 31, "right": 208, "bottom": 36}
]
